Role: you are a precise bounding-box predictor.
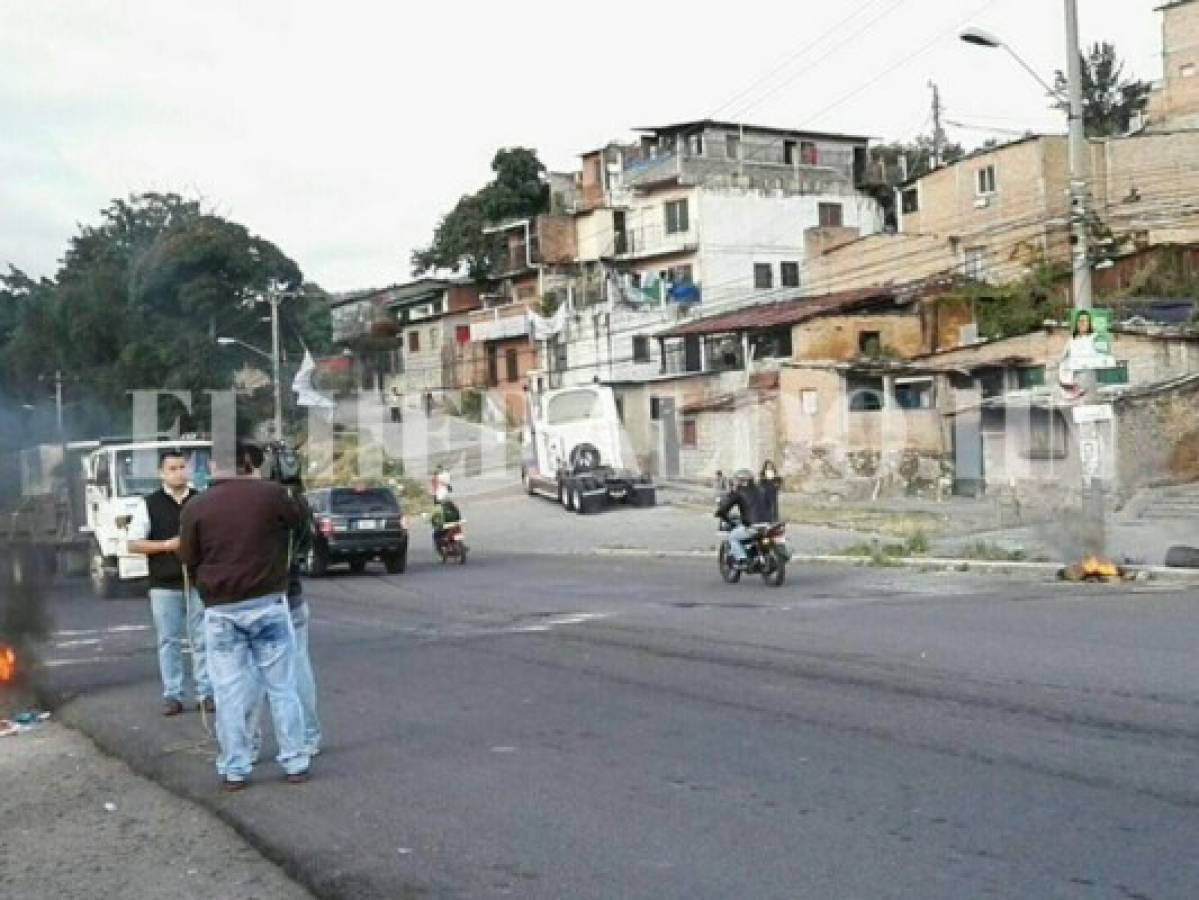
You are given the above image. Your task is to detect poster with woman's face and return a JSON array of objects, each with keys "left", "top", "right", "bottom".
[{"left": 1066, "top": 309, "right": 1117, "bottom": 369}]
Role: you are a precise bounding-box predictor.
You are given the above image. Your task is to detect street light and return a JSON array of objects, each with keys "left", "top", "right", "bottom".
[
  {"left": 960, "top": 1, "right": 1093, "bottom": 322},
  {"left": 216, "top": 333, "right": 282, "bottom": 438}
]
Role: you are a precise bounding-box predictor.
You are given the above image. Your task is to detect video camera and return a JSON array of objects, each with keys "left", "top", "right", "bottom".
[{"left": 261, "top": 440, "right": 303, "bottom": 488}]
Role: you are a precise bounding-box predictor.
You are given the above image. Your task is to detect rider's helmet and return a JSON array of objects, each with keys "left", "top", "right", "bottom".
[{"left": 732, "top": 468, "right": 754, "bottom": 488}]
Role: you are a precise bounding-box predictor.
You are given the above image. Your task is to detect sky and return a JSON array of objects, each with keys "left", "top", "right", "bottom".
[{"left": 0, "top": 0, "right": 1167, "bottom": 293}]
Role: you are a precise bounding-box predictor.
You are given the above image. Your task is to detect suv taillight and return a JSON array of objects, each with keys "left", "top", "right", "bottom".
[{"left": 317, "top": 515, "right": 335, "bottom": 537}]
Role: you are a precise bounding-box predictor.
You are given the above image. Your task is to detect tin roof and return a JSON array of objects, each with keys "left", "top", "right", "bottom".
[{"left": 658, "top": 287, "right": 899, "bottom": 339}]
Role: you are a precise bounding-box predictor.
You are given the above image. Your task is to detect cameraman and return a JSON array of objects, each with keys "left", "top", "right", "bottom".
[
  {"left": 179, "top": 443, "right": 310, "bottom": 791},
  {"left": 248, "top": 443, "right": 321, "bottom": 761}
]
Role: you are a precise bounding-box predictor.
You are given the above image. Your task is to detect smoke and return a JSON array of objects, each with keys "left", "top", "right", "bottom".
[{"left": 0, "top": 540, "right": 53, "bottom": 712}]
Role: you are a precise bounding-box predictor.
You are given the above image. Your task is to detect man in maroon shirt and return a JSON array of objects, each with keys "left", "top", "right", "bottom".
[{"left": 179, "top": 444, "right": 309, "bottom": 791}]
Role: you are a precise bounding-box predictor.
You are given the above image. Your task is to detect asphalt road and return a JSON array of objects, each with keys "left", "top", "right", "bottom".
[{"left": 35, "top": 516, "right": 1199, "bottom": 900}]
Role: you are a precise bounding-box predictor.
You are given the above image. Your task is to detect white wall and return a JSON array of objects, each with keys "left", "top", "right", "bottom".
[{"left": 698, "top": 189, "right": 884, "bottom": 310}]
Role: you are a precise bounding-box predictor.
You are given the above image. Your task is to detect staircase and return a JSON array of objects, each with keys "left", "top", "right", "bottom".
[{"left": 1136, "top": 482, "right": 1199, "bottom": 521}]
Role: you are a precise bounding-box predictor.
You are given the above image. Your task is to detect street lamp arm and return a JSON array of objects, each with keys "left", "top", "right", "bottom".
[
  {"left": 216, "top": 337, "right": 273, "bottom": 362},
  {"left": 1002, "top": 45, "right": 1066, "bottom": 102}
]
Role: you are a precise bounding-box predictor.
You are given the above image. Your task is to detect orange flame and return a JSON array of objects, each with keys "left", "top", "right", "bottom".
[
  {"left": 1081, "top": 555, "right": 1121, "bottom": 578},
  {"left": 0, "top": 645, "right": 16, "bottom": 683}
]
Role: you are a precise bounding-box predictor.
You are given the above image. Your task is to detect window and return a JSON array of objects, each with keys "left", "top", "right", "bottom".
[
  {"left": 1097, "top": 361, "right": 1130, "bottom": 385},
  {"left": 963, "top": 246, "right": 988, "bottom": 281},
  {"left": 682, "top": 417, "right": 698, "bottom": 448},
  {"left": 664, "top": 199, "right": 689, "bottom": 234},
  {"left": 632, "top": 336, "right": 651, "bottom": 363},
  {"left": 1016, "top": 365, "right": 1046, "bottom": 389},
  {"left": 754, "top": 263, "right": 773, "bottom": 290},
  {"left": 329, "top": 488, "right": 400, "bottom": 515},
  {"left": 505, "top": 347, "right": 519, "bottom": 382},
  {"left": 847, "top": 376, "right": 884, "bottom": 411},
  {"left": 751, "top": 329, "right": 793, "bottom": 359},
  {"left": 408, "top": 331, "right": 420, "bottom": 352},
  {"left": 689, "top": 133, "right": 704, "bottom": 156},
  {"left": 858, "top": 330, "right": 882, "bottom": 358},
  {"left": 800, "top": 141, "right": 819, "bottom": 165},
  {"left": 725, "top": 134, "right": 740, "bottom": 159},
  {"left": 780, "top": 261, "right": 800, "bottom": 288},
  {"left": 818, "top": 202, "right": 843, "bottom": 228},
  {"left": 547, "top": 389, "right": 600, "bottom": 424},
  {"left": 901, "top": 187, "right": 920, "bottom": 214},
  {"left": 455, "top": 324, "right": 471, "bottom": 344},
  {"left": 800, "top": 389, "right": 819, "bottom": 415},
  {"left": 784, "top": 140, "right": 797, "bottom": 166},
  {"left": 894, "top": 378, "right": 934, "bottom": 410},
  {"left": 976, "top": 164, "right": 997, "bottom": 195},
  {"left": 650, "top": 397, "right": 662, "bottom": 420}
]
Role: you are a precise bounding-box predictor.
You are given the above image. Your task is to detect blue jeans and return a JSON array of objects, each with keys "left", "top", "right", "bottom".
[
  {"left": 149, "top": 587, "right": 211, "bottom": 702},
  {"left": 204, "top": 595, "right": 310, "bottom": 781},
  {"left": 727, "top": 525, "right": 756, "bottom": 562},
  {"left": 249, "top": 601, "right": 320, "bottom": 758}
]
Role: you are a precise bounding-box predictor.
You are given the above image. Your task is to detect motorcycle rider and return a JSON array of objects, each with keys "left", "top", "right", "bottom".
[
  {"left": 431, "top": 484, "right": 462, "bottom": 553},
  {"left": 715, "top": 469, "right": 770, "bottom": 569}
]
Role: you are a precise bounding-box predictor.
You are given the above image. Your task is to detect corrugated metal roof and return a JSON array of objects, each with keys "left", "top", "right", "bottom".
[
  {"left": 632, "top": 119, "right": 871, "bottom": 144},
  {"left": 658, "top": 287, "right": 899, "bottom": 339}
]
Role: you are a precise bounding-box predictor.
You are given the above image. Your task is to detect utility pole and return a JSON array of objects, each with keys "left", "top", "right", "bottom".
[
  {"left": 1064, "top": 0, "right": 1093, "bottom": 315},
  {"left": 928, "top": 81, "right": 945, "bottom": 169},
  {"left": 269, "top": 289, "right": 284, "bottom": 440},
  {"left": 53, "top": 369, "right": 63, "bottom": 435}
]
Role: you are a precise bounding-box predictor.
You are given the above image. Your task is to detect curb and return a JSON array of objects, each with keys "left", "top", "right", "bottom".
[{"left": 586, "top": 547, "right": 1199, "bottom": 584}]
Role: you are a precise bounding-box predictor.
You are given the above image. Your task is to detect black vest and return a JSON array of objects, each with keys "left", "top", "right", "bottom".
[{"left": 145, "top": 488, "right": 195, "bottom": 589}]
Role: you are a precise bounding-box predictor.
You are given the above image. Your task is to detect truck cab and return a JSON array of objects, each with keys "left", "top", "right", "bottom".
[
  {"left": 521, "top": 383, "right": 655, "bottom": 514},
  {"left": 84, "top": 439, "right": 213, "bottom": 598}
]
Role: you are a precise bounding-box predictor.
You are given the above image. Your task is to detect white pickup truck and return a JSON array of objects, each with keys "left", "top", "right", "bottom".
[
  {"left": 520, "top": 384, "right": 655, "bottom": 514},
  {"left": 83, "top": 439, "right": 213, "bottom": 598}
]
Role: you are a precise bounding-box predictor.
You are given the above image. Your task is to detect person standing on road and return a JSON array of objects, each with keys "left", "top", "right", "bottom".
[
  {"left": 178, "top": 443, "right": 310, "bottom": 792},
  {"left": 759, "top": 460, "right": 782, "bottom": 523},
  {"left": 248, "top": 472, "right": 321, "bottom": 762},
  {"left": 127, "top": 450, "right": 212, "bottom": 717}
]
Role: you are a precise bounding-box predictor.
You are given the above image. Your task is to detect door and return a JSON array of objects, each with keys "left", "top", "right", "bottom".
[
  {"left": 659, "top": 397, "right": 681, "bottom": 479},
  {"left": 683, "top": 336, "right": 702, "bottom": 373},
  {"left": 952, "top": 407, "right": 985, "bottom": 497}
]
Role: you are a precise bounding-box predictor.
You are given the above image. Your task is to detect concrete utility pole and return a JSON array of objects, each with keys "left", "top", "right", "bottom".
[
  {"left": 269, "top": 289, "right": 284, "bottom": 440},
  {"left": 1064, "top": 0, "right": 1093, "bottom": 315}
]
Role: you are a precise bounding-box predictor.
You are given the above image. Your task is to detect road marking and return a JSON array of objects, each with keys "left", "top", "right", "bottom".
[
  {"left": 53, "top": 625, "right": 151, "bottom": 637},
  {"left": 53, "top": 639, "right": 103, "bottom": 649},
  {"left": 508, "top": 612, "right": 608, "bottom": 633},
  {"left": 43, "top": 656, "right": 117, "bottom": 668}
]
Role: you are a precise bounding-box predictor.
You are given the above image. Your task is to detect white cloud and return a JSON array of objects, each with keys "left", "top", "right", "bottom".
[{"left": 0, "top": 0, "right": 1164, "bottom": 290}]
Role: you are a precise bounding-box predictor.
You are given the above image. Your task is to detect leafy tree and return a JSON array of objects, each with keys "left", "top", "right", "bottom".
[
  {"left": 1056, "top": 42, "right": 1151, "bottom": 137},
  {"left": 0, "top": 192, "right": 325, "bottom": 439},
  {"left": 411, "top": 147, "right": 549, "bottom": 278}
]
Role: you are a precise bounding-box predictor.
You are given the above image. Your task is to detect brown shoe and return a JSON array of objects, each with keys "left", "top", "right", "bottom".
[
  {"left": 284, "top": 770, "right": 310, "bottom": 785},
  {"left": 221, "top": 779, "right": 247, "bottom": 793},
  {"left": 162, "top": 698, "right": 184, "bottom": 717},
  {"left": 199, "top": 696, "right": 216, "bottom": 714}
]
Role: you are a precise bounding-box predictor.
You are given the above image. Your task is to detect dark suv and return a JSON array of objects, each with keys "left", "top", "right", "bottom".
[{"left": 303, "top": 486, "right": 409, "bottom": 576}]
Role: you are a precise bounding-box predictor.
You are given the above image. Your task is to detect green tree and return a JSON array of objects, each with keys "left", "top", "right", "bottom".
[
  {"left": 0, "top": 193, "right": 323, "bottom": 439},
  {"left": 411, "top": 147, "right": 549, "bottom": 278},
  {"left": 1057, "top": 42, "right": 1151, "bottom": 137}
]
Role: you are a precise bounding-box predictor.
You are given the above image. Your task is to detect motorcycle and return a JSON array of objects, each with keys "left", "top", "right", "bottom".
[
  {"left": 435, "top": 521, "right": 468, "bottom": 565},
  {"left": 718, "top": 519, "right": 788, "bottom": 586}
]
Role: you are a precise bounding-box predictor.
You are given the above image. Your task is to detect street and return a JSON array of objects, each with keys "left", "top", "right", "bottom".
[{"left": 39, "top": 497, "right": 1199, "bottom": 900}]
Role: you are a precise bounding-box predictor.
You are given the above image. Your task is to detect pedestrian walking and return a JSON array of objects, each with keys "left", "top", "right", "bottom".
[
  {"left": 178, "top": 443, "right": 310, "bottom": 791},
  {"left": 127, "top": 450, "right": 212, "bottom": 716}
]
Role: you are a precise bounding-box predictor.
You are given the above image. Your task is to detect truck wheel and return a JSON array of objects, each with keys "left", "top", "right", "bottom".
[
  {"left": 559, "top": 480, "right": 575, "bottom": 512},
  {"left": 632, "top": 488, "right": 657, "bottom": 508},
  {"left": 572, "top": 484, "right": 586, "bottom": 514},
  {"left": 522, "top": 468, "right": 535, "bottom": 495},
  {"left": 349, "top": 558, "right": 367, "bottom": 575},
  {"left": 90, "top": 547, "right": 118, "bottom": 600}
]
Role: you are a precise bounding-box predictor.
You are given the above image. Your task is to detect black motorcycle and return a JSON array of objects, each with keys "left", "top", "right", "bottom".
[{"left": 718, "top": 519, "right": 789, "bottom": 587}]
